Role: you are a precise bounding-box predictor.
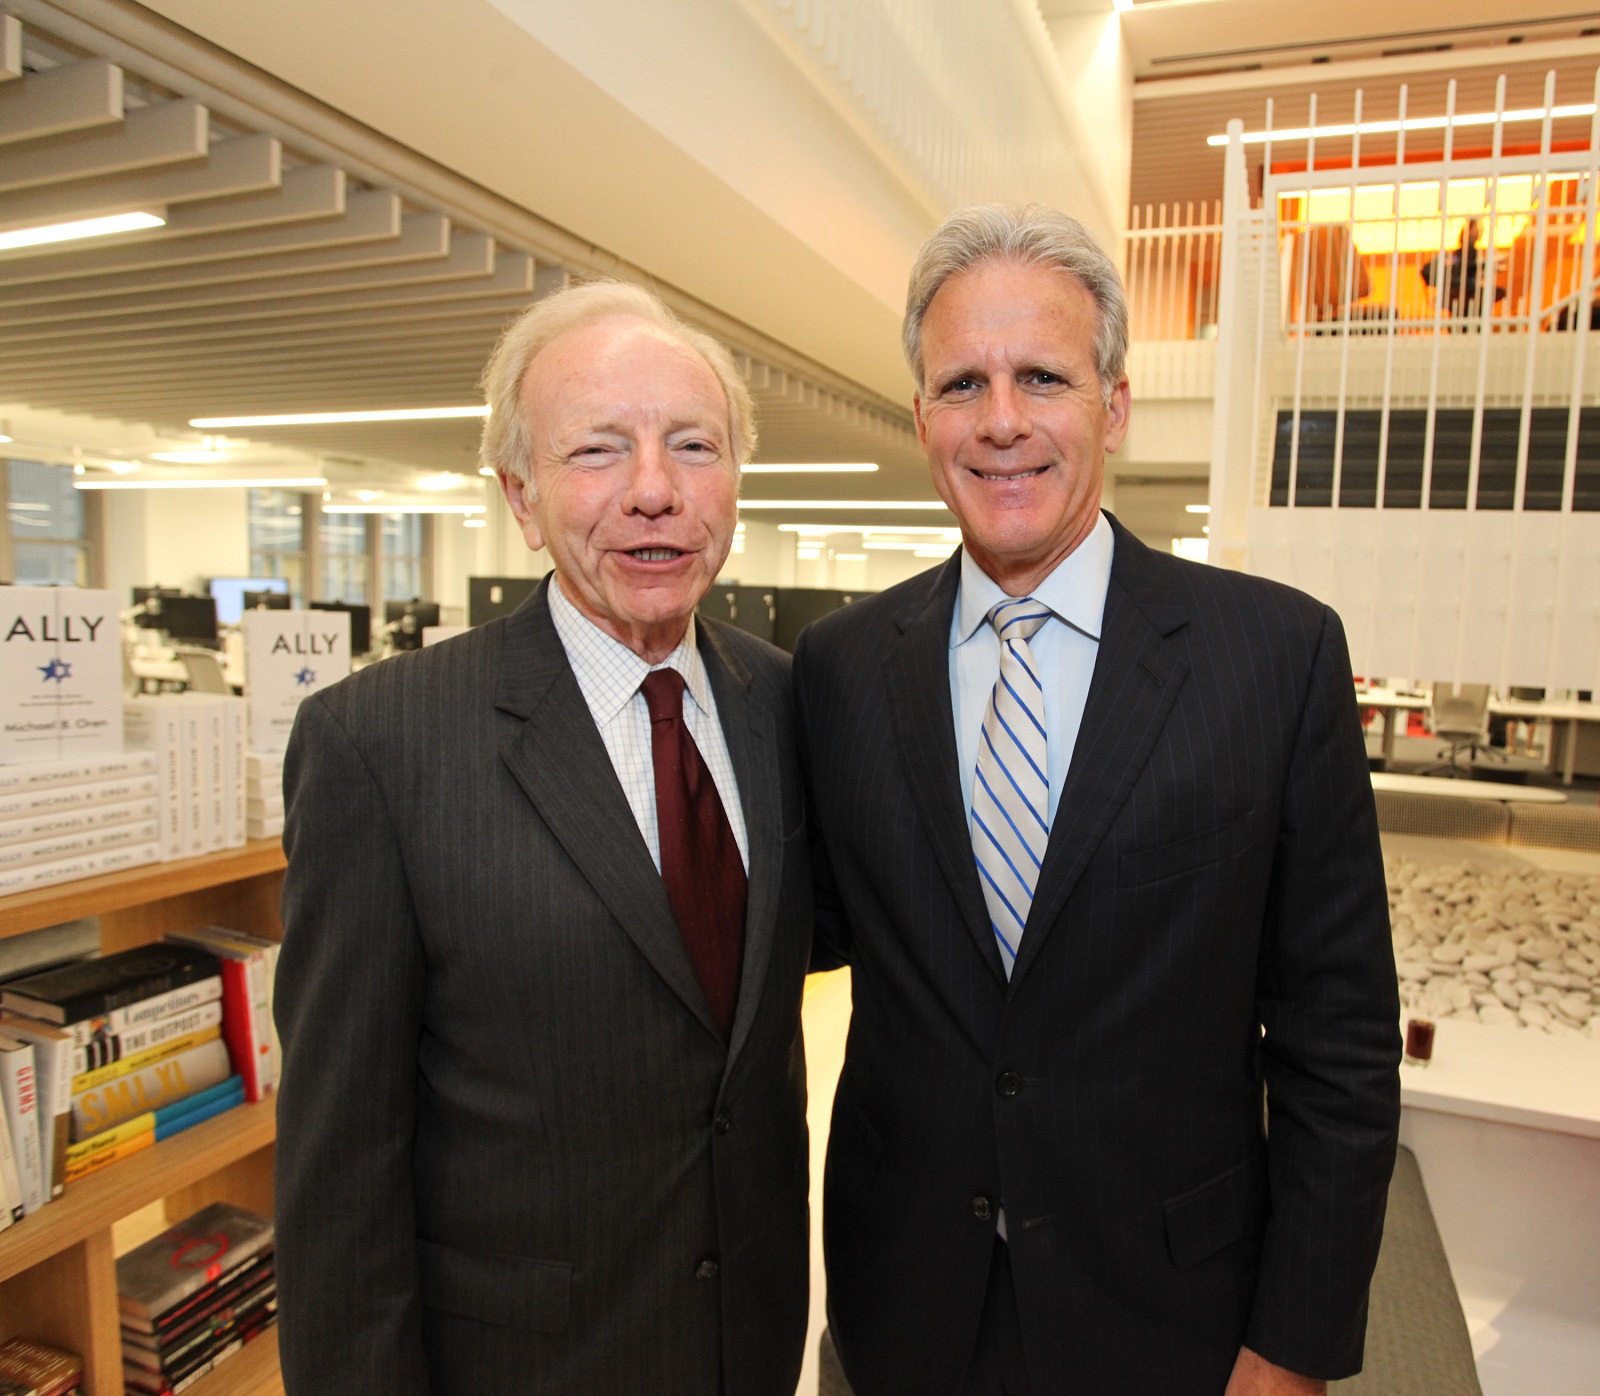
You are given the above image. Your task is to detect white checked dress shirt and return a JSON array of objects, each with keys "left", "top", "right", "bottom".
[{"left": 547, "top": 576, "right": 749, "bottom": 874}]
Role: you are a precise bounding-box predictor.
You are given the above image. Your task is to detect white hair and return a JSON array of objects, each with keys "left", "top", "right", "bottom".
[
  {"left": 479, "top": 278, "right": 757, "bottom": 481},
  {"left": 903, "top": 204, "right": 1129, "bottom": 403}
]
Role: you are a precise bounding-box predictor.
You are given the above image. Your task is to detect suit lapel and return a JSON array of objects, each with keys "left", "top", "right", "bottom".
[
  {"left": 884, "top": 556, "right": 1007, "bottom": 984},
  {"left": 698, "top": 623, "right": 780, "bottom": 1073},
  {"left": 494, "top": 581, "right": 721, "bottom": 1041},
  {"left": 1010, "top": 521, "right": 1191, "bottom": 988}
]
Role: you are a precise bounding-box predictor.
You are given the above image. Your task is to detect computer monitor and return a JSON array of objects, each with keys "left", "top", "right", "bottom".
[
  {"left": 384, "top": 599, "right": 441, "bottom": 652},
  {"left": 242, "top": 590, "right": 291, "bottom": 613},
  {"left": 468, "top": 576, "right": 540, "bottom": 627},
  {"left": 310, "top": 601, "right": 372, "bottom": 656},
  {"left": 208, "top": 576, "right": 288, "bottom": 626},
  {"left": 140, "top": 595, "right": 219, "bottom": 646},
  {"left": 132, "top": 586, "right": 182, "bottom": 608}
]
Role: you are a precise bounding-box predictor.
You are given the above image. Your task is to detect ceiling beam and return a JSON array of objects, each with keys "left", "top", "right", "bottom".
[
  {"left": 164, "top": 159, "right": 342, "bottom": 234},
  {"left": 0, "top": 57, "right": 122, "bottom": 145},
  {"left": 0, "top": 94, "right": 205, "bottom": 193},
  {"left": 1, "top": 16, "right": 22, "bottom": 82}
]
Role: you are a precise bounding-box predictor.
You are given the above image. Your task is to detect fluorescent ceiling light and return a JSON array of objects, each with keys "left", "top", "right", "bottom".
[
  {"left": 463, "top": 518, "right": 488, "bottom": 528},
  {"left": 75, "top": 476, "right": 328, "bottom": 491},
  {"left": 742, "top": 462, "right": 879, "bottom": 474},
  {"left": 0, "top": 435, "right": 11, "bottom": 445},
  {"left": 0, "top": 211, "right": 164, "bottom": 252},
  {"left": 478, "top": 466, "right": 496, "bottom": 476},
  {"left": 321, "top": 502, "right": 486, "bottom": 515},
  {"left": 189, "top": 406, "right": 489, "bottom": 428},
  {"left": 739, "top": 499, "right": 949, "bottom": 510},
  {"left": 417, "top": 472, "right": 468, "bottom": 491},
  {"left": 1186, "top": 503, "right": 1211, "bottom": 514},
  {"left": 1209, "top": 103, "right": 1598, "bottom": 148}
]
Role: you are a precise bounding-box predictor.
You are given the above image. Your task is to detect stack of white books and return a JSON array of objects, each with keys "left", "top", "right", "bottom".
[
  {"left": 124, "top": 696, "right": 248, "bottom": 861},
  {"left": 0, "top": 754, "right": 163, "bottom": 897},
  {"left": 245, "top": 752, "right": 284, "bottom": 842}
]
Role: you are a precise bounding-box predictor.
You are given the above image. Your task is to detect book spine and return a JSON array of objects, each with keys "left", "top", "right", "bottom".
[
  {"left": 0, "top": 750, "right": 156, "bottom": 796},
  {"left": 0, "top": 1042, "right": 40, "bottom": 1214},
  {"left": 178, "top": 705, "right": 205, "bottom": 859},
  {"left": 223, "top": 700, "right": 245, "bottom": 849},
  {"left": 73, "top": 1002, "right": 223, "bottom": 1074},
  {"left": 0, "top": 797, "right": 159, "bottom": 849},
  {"left": 0, "top": 1085, "right": 21, "bottom": 1224},
  {"left": 0, "top": 775, "right": 161, "bottom": 822},
  {"left": 0, "top": 1018, "right": 72, "bottom": 1202},
  {"left": 153, "top": 1079, "right": 243, "bottom": 1140},
  {"left": 0, "top": 842, "right": 160, "bottom": 899},
  {"left": 196, "top": 699, "right": 225, "bottom": 854},
  {"left": 70, "top": 1026, "right": 221, "bottom": 1096},
  {"left": 213, "top": 961, "right": 259, "bottom": 1101},
  {"left": 124, "top": 701, "right": 185, "bottom": 862},
  {"left": 66, "top": 1109, "right": 153, "bottom": 1168},
  {"left": 71, "top": 1037, "right": 230, "bottom": 1139},
  {"left": 0, "top": 820, "right": 160, "bottom": 875},
  {"left": 7, "top": 954, "right": 218, "bottom": 1027},
  {"left": 65, "top": 1126, "right": 153, "bottom": 1183},
  {"left": 61, "top": 979, "right": 224, "bottom": 1050}
]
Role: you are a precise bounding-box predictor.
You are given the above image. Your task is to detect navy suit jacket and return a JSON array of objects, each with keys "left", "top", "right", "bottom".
[{"left": 794, "top": 517, "right": 1401, "bottom": 1395}]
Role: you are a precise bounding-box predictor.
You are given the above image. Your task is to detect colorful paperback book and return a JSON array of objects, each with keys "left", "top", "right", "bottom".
[
  {"left": 65, "top": 1076, "right": 243, "bottom": 1182},
  {"left": 0, "top": 1014, "right": 72, "bottom": 1201},
  {"left": 57, "top": 977, "right": 223, "bottom": 1052},
  {"left": 0, "top": 819, "right": 160, "bottom": 875},
  {"left": 0, "top": 749, "right": 155, "bottom": 796},
  {"left": 70, "top": 1025, "right": 221, "bottom": 1095},
  {"left": 2, "top": 943, "right": 222, "bottom": 1026},
  {"left": 0, "top": 587, "right": 122, "bottom": 765},
  {"left": 117, "top": 1201, "right": 275, "bottom": 1322},
  {"left": 167, "top": 929, "right": 279, "bottom": 1100},
  {"left": 71, "top": 1036, "right": 230, "bottom": 1139},
  {"left": 0, "top": 1036, "right": 42, "bottom": 1213},
  {"left": 73, "top": 1000, "right": 223, "bottom": 1075},
  {"left": 0, "top": 774, "right": 160, "bottom": 823},
  {"left": 0, "top": 842, "right": 160, "bottom": 898},
  {"left": 0, "top": 796, "right": 160, "bottom": 849}
]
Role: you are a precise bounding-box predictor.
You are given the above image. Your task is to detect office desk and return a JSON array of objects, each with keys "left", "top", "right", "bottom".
[
  {"left": 1356, "top": 687, "right": 1431, "bottom": 764},
  {"left": 1488, "top": 698, "right": 1600, "bottom": 785},
  {"left": 1371, "top": 771, "right": 1567, "bottom": 803}
]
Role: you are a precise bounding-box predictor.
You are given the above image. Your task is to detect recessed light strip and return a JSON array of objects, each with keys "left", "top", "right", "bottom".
[
  {"left": 1209, "top": 103, "right": 1598, "bottom": 147},
  {"left": 0, "top": 211, "right": 165, "bottom": 252},
  {"left": 74, "top": 477, "right": 328, "bottom": 491},
  {"left": 189, "top": 406, "right": 490, "bottom": 428}
]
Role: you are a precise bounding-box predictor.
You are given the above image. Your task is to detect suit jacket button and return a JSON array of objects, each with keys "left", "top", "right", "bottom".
[
  {"left": 714, "top": 1110, "right": 733, "bottom": 1135},
  {"left": 972, "top": 1196, "right": 992, "bottom": 1221},
  {"left": 996, "top": 1070, "right": 1023, "bottom": 1097},
  {"left": 695, "top": 1257, "right": 720, "bottom": 1281}
]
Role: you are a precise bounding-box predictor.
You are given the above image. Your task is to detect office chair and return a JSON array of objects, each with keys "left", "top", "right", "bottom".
[
  {"left": 176, "top": 647, "right": 231, "bottom": 694},
  {"left": 1418, "top": 681, "right": 1501, "bottom": 777}
]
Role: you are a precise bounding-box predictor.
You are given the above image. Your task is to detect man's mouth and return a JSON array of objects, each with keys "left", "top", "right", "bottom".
[
  {"left": 626, "top": 547, "right": 686, "bottom": 562},
  {"left": 969, "top": 465, "right": 1048, "bottom": 481}
]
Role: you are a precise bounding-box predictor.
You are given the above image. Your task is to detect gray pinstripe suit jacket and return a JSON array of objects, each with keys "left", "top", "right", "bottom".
[
  {"left": 274, "top": 580, "right": 811, "bottom": 1396},
  {"left": 795, "top": 517, "right": 1401, "bottom": 1396}
]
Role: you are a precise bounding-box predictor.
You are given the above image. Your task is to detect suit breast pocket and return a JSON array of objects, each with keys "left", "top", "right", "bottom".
[
  {"left": 418, "top": 1238, "right": 572, "bottom": 1332},
  {"left": 1116, "top": 806, "right": 1262, "bottom": 889}
]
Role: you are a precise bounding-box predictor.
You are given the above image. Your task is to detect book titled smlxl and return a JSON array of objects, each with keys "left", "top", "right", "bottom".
[{"left": 1, "top": 942, "right": 221, "bottom": 1026}]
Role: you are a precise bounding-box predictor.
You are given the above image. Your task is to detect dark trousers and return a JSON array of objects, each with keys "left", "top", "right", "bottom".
[{"left": 957, "top": 1239, "right": 1033, "bottom": 1396}]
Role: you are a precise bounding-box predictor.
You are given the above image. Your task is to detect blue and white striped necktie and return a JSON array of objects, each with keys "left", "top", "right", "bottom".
[{"left": 972, "top": 596, "right": 1052, "bottom": 978}]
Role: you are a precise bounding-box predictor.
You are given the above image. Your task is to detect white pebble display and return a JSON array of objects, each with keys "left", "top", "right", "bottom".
[{"left": 1386, "top": 856, "right": 1600, "bottom": 1038}]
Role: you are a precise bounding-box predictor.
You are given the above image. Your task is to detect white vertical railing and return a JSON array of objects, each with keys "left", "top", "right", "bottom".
[{"left": 1122, "top": 201, "right": 1223, "bottom": 341}]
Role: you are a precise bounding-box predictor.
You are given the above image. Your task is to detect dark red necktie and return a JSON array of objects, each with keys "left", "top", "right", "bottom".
[{"left": 640, "top": 669, "right": 746, "bottom": 1039}]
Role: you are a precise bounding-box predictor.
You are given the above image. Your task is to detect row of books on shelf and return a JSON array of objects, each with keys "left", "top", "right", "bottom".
[
  {"left": 0, "top": 1336, "right": 82, "bottom": 1396},
  {"left": 0, "top": 713, "right": 289, "bottom": 900},
  {"left": 0, "top": 930, "right": 279, "bottom": 1225}
]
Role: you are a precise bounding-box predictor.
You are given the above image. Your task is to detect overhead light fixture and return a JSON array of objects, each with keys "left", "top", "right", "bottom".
[
  {"left": 320, "top": 502, "right": 487, "bottom": 515},
  {"left": 1208, "top": 103, "right": 1599, "bottom": 147},
  {"left": 1186, "top": 503, "right": 1211, "bottom": 514},
  {"left": 189, "top": 406, "right": 489, "bottom": 428},
  {"left": 0, "top": 435, "right": 12, "bottom": 446},
  {"left": 463, "top": 517, "right": 488, "bottom": 529},
  {"left": 356, "top": 490, "right": 378, "bottom": 503},
  {"left": 478, "top": 466, "right": 496, "bottom": 477},
  {"left": 739, "top": 499, "right": 950, "bottom": 510},
  {"left": 417, "top": 472, "right": 468, "bottom": 491},
  {"left": 1112, "top": 0, "right": 1133, "bottom": 10},
  {"left": 796, "top": 547, "right": 823, "bottom": 560},
  {"left": 74, "top": 476, "right": 328, "bottom": 491},
  {"left": 742, "top": 462, "right": 879, "bottom": 474},
  {"left": 0, "top": 210, "right": 165, "bottom": 253}
]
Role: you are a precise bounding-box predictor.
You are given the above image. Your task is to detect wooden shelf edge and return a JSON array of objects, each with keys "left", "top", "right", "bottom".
[
  {"left": 183, "top": 1326, "right": 280, "bottom": 1396},
  {"left": 0, "top": 1098, "right": 275, "bottom": 1284},
  {"left": 0, "top": 841, "right": 286, "bottom": 940}
]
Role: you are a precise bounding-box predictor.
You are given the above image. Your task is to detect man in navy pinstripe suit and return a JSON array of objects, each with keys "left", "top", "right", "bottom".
[{"left": 794, "top": 206, "right": 1401, "bottom": 1395}]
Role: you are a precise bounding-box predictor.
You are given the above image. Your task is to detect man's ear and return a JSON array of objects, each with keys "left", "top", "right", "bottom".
[
  {"left": 1103, "top": 377, "right": 1131, "bottom": 456},
  {"left": 497, "top": 469, "right": 545, "bottom": 553},
  {"left": 913, "top": 392, "right": 928, "bottom": 450}
]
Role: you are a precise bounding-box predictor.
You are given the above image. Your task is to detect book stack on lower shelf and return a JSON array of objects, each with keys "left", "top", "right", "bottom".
[
  {"left": 118, "top": 1202, "right": 276, "bottom": 1396},
  {"left": 0, "top": 754, "right": 164, "bottom": 898},
  {"left": 243, "top": 754, "right": 283, "bottom": 843},
  {"left": 0, "top": 1337, "right": 82, "bottom": 1396}
]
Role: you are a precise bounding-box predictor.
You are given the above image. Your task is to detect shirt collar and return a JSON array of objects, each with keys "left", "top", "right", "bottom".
[
  {"left": 547, "top": 573, "right": 714, "bottom": 724},
  {"left": 951, "top": 510, "right": 1114, "bottom": 649}
]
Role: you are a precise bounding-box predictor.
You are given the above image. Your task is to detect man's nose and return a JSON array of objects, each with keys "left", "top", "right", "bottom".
[
  {"left": 977, "top": 377, "right": 1029, "bottom": 448},
  {"left": 623, "top": 437, "right": 682, "bottom": 515}
]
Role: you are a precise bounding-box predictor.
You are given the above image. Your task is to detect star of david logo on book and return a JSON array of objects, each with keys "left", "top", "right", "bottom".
[
  {"left": 293, "top": 666, "right": 316, "bottom": 687},
  {"left": 38, "top": 657, "right": 72, "bottom": 683}
]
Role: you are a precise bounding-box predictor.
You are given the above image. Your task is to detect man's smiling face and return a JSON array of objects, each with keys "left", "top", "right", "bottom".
[{"left": 914, "top": 258, "right": 1129, "bottom": 596}]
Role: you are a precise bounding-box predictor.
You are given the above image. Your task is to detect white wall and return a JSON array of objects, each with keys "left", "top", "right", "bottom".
[
  {"left": 103, "top": 488, "right": 251, "bottom": 601},
  {"left": 1048, "top": 5, "right": 1134, "bottom": 243}
]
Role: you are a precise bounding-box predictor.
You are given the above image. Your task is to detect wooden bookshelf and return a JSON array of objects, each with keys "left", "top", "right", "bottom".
[{"left": 0, "top": 844, "right": 286, "bottom": 1396}]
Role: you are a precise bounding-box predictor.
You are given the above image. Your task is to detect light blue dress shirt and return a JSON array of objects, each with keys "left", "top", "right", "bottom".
[{"left": 949, "top": 511, "right": 1115, "bottom": 832}]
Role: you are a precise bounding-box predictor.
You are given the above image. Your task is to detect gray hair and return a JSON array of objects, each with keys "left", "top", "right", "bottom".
[
  {"left": 479, "top": 278, "right": 757, "bottom": 482},
  {"left": 902, "top": 204, "right": 1128, "bottom": 403}
]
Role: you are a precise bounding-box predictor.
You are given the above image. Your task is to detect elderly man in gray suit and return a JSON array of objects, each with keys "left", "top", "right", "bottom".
[{"left": 274, "top": 280, "right": 812, "bottom": 1396}]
